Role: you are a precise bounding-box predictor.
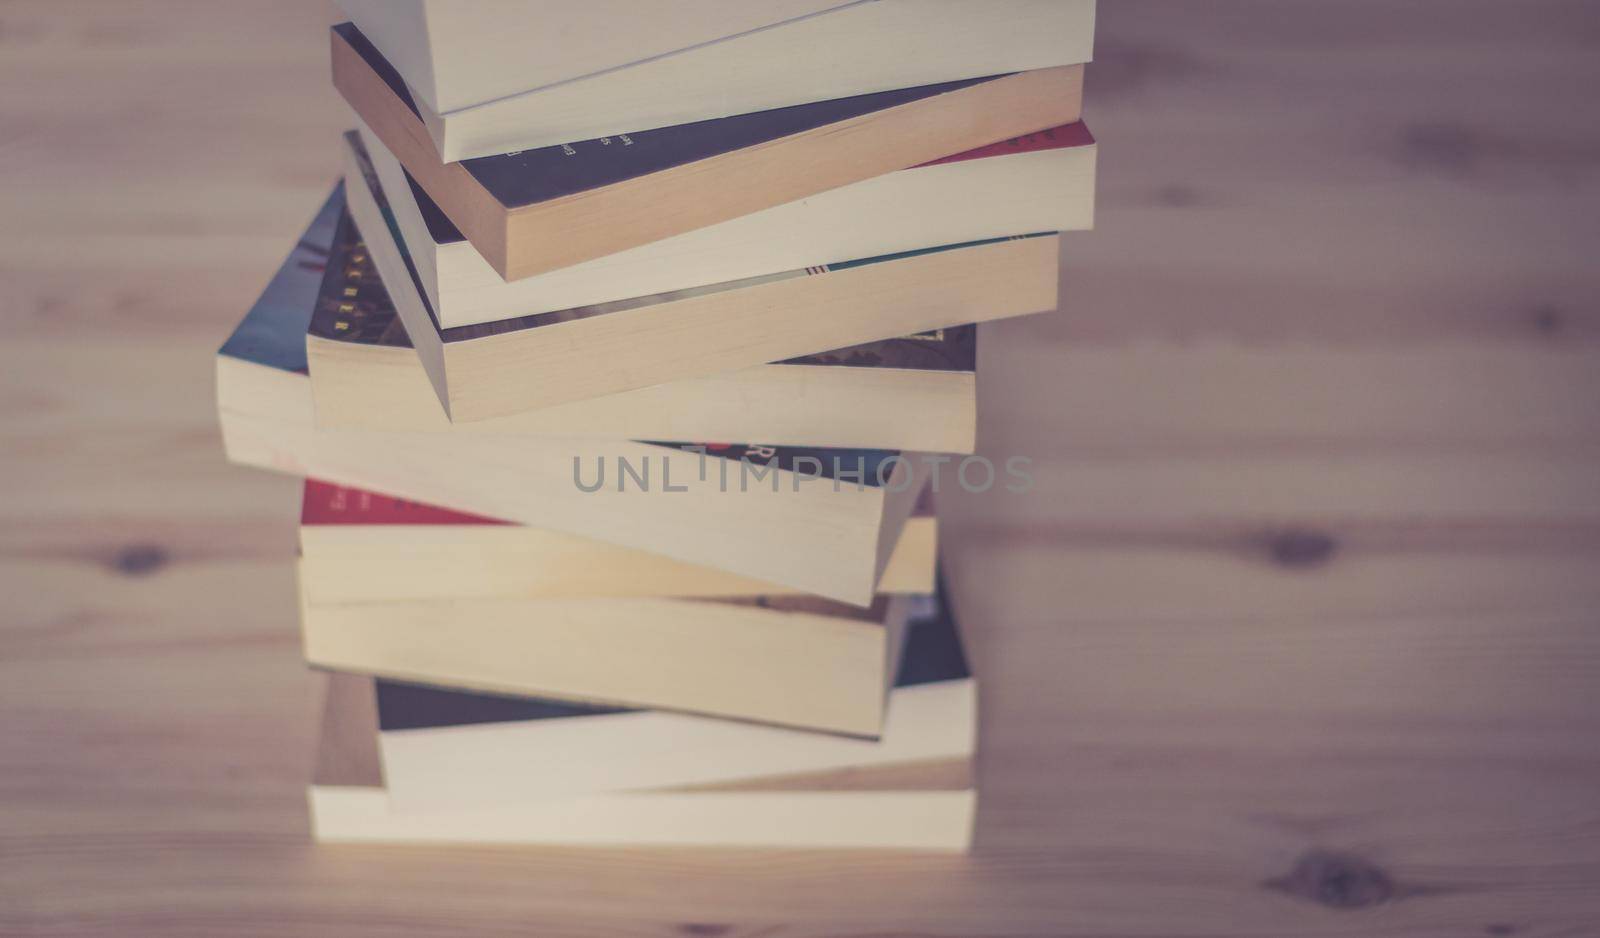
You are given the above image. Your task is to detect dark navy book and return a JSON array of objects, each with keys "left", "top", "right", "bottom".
[
  {"left": 335, "top": 21, "right": 1007, "bottom": 209},
  {"left": 375, "top": 579, "right": 969, "bottom": 732},
  {"left": 306, "top": 207, "right": 410, "bottom": 350}
]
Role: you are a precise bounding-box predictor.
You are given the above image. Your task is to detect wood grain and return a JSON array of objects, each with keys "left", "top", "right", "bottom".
[{"left": 2, "top": 1, "right": 1599, "bottom": 935}]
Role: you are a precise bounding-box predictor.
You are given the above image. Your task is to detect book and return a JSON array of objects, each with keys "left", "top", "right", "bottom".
[
  {"left": 339, "top": 130, "right": 1058, "bottom": 422},
  {"left": 298, "top": 479, "right": 938, "bottom": 604},
  {"left": 334, "top": 0, "right": 1095, "bottom": 160},
  {"left": 309, "top": 591, "right": 976, "bottom": 849},
  {"left": 333, "top": 21, "right": 1084, "bottom": 280},
  {"left": 218, "top": 192, "right": 934, "bottom": 605},
  {"left": 375, "top": 590, "right": 973, "bottom": 808},
  {"left": 307, "top": 194, "right": 982, "bottom": 452},
  {"left": 302, "top": 587, "right": 918, "bottom": 736},
  {"left": 356, "top": 114, "right": 1095, "bottom": 329}
]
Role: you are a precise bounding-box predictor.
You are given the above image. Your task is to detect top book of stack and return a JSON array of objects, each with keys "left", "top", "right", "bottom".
[
  {"left": 333, "top": 0, "right": 1095, "bottom": 280},
  {"left": 338, "top": 0, "right": 1097, "bottom": 158}
]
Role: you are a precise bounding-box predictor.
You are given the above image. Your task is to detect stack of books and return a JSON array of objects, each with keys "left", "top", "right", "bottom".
[{"left": 217, "top": 1, "right": 1096, "bottom": 851}]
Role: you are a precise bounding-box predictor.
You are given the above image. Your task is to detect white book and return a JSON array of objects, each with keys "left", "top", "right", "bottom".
[{"left": 301, "top": 590, "right": 919, "bottom": 737}]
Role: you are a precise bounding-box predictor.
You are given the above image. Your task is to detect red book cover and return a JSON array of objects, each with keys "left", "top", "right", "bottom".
[
  {"left": 916, "top": 121, "right": 1095, "bottom": 169},
  {"left": 301, "top": 479, "right": 935, "bottom": 527},
  {"left": 300, "top": 479, "right": 506, "bottom": 527}
]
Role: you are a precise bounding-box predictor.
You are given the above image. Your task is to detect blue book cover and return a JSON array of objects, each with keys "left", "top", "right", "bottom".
[{"left": 217, "top": 185, "right": 344, "bottom": 374}]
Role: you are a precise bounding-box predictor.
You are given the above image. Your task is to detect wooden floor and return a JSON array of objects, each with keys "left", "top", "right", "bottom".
[{"left": 3, "top": 1, "right": 1599, "bottom": 934}]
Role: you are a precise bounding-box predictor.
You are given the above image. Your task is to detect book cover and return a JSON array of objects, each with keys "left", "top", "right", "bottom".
[
  {"left": 301, "top": 479, "right": 507, "bottom": 527},
  {"left": 218, "top": 186, "right": 343, "bottom": 373},
  {"left": 308, "top": 212, "right": 408, "bottom": 350},
  {"left": 916, "top": 120, "right": 1094, "bottom": 169}
]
